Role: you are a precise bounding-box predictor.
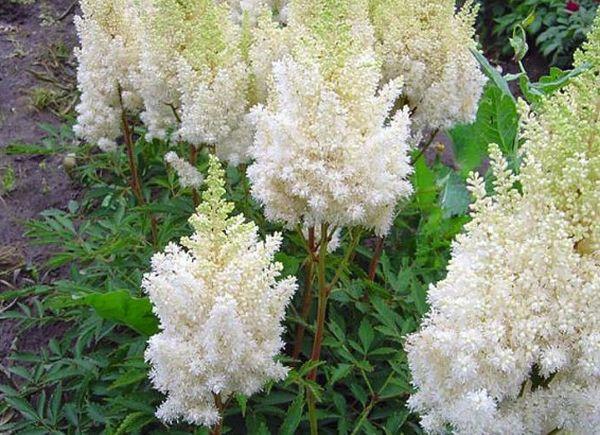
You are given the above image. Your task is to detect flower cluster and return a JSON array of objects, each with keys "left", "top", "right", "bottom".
[
  {"left": 73, "top": 0, "right": 141, "bottom": 151},
  {"left": 369, "top": 0, "right": 487, "bottom": 133},
  {"left": 144, "top": 155, "right": 297, "bottom": 426},
  {"left": 247, "top": 0, "right": 413, "bottom": 235},
  {"left": 135, "top": 0, "right": 255, "bottom": 164},
  {"left": 164, "top": 152, "right": 204, "bottom": 189},
  {"left": 406, "top": 18, "right": 600, "bottom": 434},
  {"left": 74, "top": 0, "right": 485, "bottom": 161}
]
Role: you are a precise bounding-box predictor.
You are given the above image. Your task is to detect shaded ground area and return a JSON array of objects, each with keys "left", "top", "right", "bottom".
[
  {"left": 0, "top": 0, "right": 80, "bottom": 285},
  {"left": 0, "top": 0, "right": 80, "bottom": 381}
]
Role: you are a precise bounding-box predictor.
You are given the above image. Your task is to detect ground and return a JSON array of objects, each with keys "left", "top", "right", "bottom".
[
  {"left": 0, "top": 0, "right": 80, "bottom": 379},
  {"left": 0, "top": 0, "right": 80, "bottom": 286}
]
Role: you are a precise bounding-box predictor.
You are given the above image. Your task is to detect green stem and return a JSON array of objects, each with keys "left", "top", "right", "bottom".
[{"left": 307, "top": 389, "right": 318, "bottom": 435}]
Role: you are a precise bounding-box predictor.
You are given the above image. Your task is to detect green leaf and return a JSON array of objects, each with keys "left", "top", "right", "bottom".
[
  {"left": 509, "top": 25, "right": 529, "bottom": 61},
  {"left": 438, "top": 172, "right": 471, "bottom": 218},
  {"left": 449, "top": 83, "right": 518, "bottom": 175},
  {"left": 4, "top": 397, "right": 39, "bottom": 421},
  {"left": 329, "top": 364, "right": 353, "bottom": 385},
  {"left": 412, "top": 158, "right": 437, "bottom": 212},
  {"left": 527, "top": 63, "right": 591, "bottom": 103},
  {"left": 236, "top": 394, "right": 248, "bottom": 417},
  {"left": 471, "top": 49, "right": 514, "bottom": 101},
  {"left": 108, "top": 369, "right": 148, "bottom": 390},
  {"left": 115, "top": 412, "right": 155, "bottom": 435},
  {"left": 274, "top": 252, "right": 302, "bottom": 278},
  {"left": 279, "top": 391, "right": 304, "bottom": 435},
  {"left": 358, "top": 319, "right": 375, "bottom": 352},
  {"left": 80, "top": 290, "right": 159, "bottom": 336}
]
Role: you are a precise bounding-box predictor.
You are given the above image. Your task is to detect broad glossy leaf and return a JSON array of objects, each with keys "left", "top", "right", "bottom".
[{"left": 80, "top": 291, "right": 159, "bottom": 336}]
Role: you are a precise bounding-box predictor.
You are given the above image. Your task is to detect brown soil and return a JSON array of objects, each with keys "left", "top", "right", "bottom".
[
  {"left": 0, "top": 0, "right": 80, "bottom": 277},
  {"left": 0, "top": 0, "right": 80, "bottom": 379}
]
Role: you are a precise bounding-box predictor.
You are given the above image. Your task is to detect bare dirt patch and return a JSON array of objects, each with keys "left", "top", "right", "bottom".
[
  {"left": 0, "top": 0, "right": 80, "bottom": 379},
  {"left": 1, "top": 0, "right": 80, "bottom": 273}
]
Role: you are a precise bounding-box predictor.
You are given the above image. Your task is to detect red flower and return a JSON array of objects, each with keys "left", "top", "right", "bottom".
[{"left": 565, "top": 1, "right": 580, "bottom": 12}]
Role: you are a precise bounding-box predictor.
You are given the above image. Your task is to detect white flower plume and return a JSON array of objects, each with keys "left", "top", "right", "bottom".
[{"left": 144, "top": 155, "right": 297, "bottom": 427}]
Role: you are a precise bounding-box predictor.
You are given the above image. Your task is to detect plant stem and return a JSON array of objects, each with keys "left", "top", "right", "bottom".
[
  {"left": 211, "top": 393, "right": 224, "bottom": 435},
  {"left": 189, "top": 143, "right": 200, "bottom": 207},
  {"left": 119, "top": 99, "right": 158, "bottom": 247},
  {"left": 121, "top": 110, "right": 144, "bottom": 206},
  {"left": 410, "top": 128, "right": 439, "bottom": 165},
  {"left": 292, "top": 227, "right": 316, "bottom": 360},
  {"left": 307, "top": 223, "right": 330, "bottom": 382},
  {"left": 307, "top": 389, "right": 318, "bottom": 435},
  {"left": 367, "top": 236, "right": 384, "bottom": 281}
]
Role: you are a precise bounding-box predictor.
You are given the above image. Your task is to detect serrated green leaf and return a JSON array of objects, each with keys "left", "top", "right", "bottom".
[
  {"left": 4, "top": 397, "right": 39, "bottom": 421},
  {"left": 358, "top": 319, "right": 375, "bottom": 352},
  {"left": 329, "top": 364, "right": 353, "bottom": 385},
  {"left": 279, "top": 391, "right": 304, "bottom": 435}
]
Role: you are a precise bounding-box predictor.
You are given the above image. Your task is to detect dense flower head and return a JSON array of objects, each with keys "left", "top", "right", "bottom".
[
  {"left": 406, "top": 19, "right": 600, "bottom": 434},
  {"left": 135, "top": 0, "right": 253, "bottom": 164},
  {"left": 369, "top": 0, "right": 486, "bottom": 132},
  {"left": 247, "top": 0, "right": 413, "bottom": 235},
  {"left": 519, "top": 18, "right": 600, "bottom": 248},
  {"left": 73, "top": 0, "right": 141, "bottom": 151},
  {"left": 144, "top": 155, "right": 297, "bottom": 426},
  {"left": 164, "top": 151, "right": 204, "bottom": 189},
  {"left": 219, "top": 0, "right": 288, "bottom": 23}
]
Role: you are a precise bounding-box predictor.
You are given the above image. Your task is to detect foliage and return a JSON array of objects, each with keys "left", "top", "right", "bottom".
[{"left": 479, "top": 0, "right": 598, "bottom": 65}]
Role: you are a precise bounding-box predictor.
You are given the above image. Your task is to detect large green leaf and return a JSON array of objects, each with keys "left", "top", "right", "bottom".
[
  {"left": 449, "top": 83, "right": 518, "bottom": 176},
  {"left": 412, "top": 157, "right": 437, "bottom": 212},
  {"left": 438, "top": 171, "right": 471, "bottom": 219},
  {"left": 80, "top": 291, "right": 159, "bottom": 336}
]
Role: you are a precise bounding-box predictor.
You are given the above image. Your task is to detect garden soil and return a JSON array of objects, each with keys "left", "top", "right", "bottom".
[{"left": 0, "top": 0, "right": 80, "bottom": 382}]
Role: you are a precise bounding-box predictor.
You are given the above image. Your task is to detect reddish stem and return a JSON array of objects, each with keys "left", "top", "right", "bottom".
[
  {"left": 367, "top": 237, "right": 384, "bottom": 281},
  {"left": 292, "top": 228, "right": 316, "bottom": 360},
  {"left": 120, "top": 107, "right": 158, "bottom": 246},
  {"left": 189, "top": 144, "right": 200, "bottom": 207},
  {"left": 307, "top": 224, "right": 329, "bottom": 381}
]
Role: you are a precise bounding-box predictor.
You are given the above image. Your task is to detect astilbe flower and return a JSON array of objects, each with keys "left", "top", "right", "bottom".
[
  {"left": 164, "top": 152, "right": 204, "bottom": 189},
  {"left": 369, "top": 0, "right": 487, "bottom": 133},
  {"left": 219, "top": 0, "right": 288, "bottom": 24},
  {"left": 135, "top": 0, "right": 253, "bottom": 164},
  {"left": 144, "top": 155, "right": 297, "bottom": 427},
  {"left": 73, "top": 0, "right": 142, "bottom": 151},
  {"left": 406, "top": 18, "right": 600, "bottom": 434},
  {"left": 248, "top": 0, "right": 413, "bottom": 236}
]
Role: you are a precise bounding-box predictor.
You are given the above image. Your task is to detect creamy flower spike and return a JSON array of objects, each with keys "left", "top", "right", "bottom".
[
  {"left": 406, "top": 18, "right": 600, "bottom": 434},
  {"left": 219, "top": 0, "right": 288, "bottom": 23},
  {"left": 135, "top": 0, "right": 252, "bottom": 164},
  {"left": 164, "top": 152, "right": 204, "bottom": 189},
  {"left": 144, "top": 155, "right": 297, "bottom": 427},
  {"left": 248, "top": 0, "right": 413, "bottom": 235},
  {"left": 74, "top": 0, "right": 142, "bottom": 151},
  {"left": 369, "top": 0, "right": 486, "bottom": 133}
]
